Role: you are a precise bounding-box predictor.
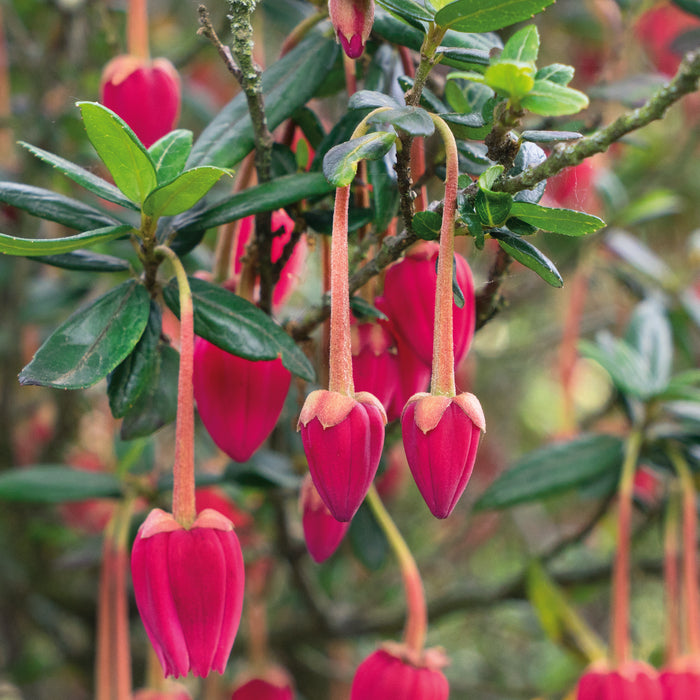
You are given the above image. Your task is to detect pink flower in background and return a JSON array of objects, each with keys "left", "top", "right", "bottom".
[{"left": 300, "top": 474, "right": 350, "bottom": 563}]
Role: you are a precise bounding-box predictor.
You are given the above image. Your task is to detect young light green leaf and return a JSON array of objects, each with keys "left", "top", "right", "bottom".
[
  {"left": 484, "top": 61, "right": 536, "bottom": 101},
  {"left": 78, "top": 102, "right": 157, "bottom": 203},
  {"left": 19, "top": 142, "right": 140, "bottom": 211},
  {"left": 19, "top": 280, "right": 150, "bottom": 389},
  {"left": 323, "top": 132, "right": 397, "bottom": 187},
  {"left": 367, "top": 106, "right": 435, "bottom": 136},
  {"left": 478, "top": 164, "right": 505, "bottom": 191},
  {"left": 491, "top": 228, "right": 563, "bottom": 287},
  {"left": 536, "top": 63, "right": 575, "bottom": 85},
  {"left": 509, "top": 202, "right": 605, "bottom": 236},
  {"left": 435, "top": 0, "right": 556, "bottom": 32},
  {"left": 500, "top": 24, "right": 539, "bottom": 64},
  {"left": 163, "top": 277, "right": 315, "bottom": 381},
  {"left": 149, "top": 130, "right": 194, "bottom": 184},
  {"left": 142, "top": 166, "right": 230, "bottom": 218},
  {"left": 475, "top": 190, "right": 513, "bottom": 227},
  {"left": 0, "top": 224, "right": 132, "bottom": 256},
  {"left": 521, "top": 80, "right": 590, "bottom": 116}
]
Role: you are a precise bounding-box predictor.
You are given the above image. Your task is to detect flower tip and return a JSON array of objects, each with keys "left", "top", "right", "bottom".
[{"left": 339, "top": 32, "right": 365, "bottom": 59}]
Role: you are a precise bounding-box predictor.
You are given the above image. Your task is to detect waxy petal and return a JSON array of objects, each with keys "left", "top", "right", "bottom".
[
  {"left": 301, "top": 474, "right": 350, "bottom": 563},
  {"left": 577, "top": 661, "right": 662, "bottom": 700}
]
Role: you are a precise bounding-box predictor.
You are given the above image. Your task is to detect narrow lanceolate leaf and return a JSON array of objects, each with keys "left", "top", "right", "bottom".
[
  {"left": 0, "top": 466, "right": 122, "bottom": 503},
  {"left": 19, "top": 280, "right": 150, "bottom": 390},
  {"left": 367, "top": 106, "right": 435, "bottom": 136},
  {"left": 78, "top": 102, "right": 157, "bottom": 203},
  {"left": 0, "top": 182, "right": 124, "bottom": 231},
  {"left": 30, "top": 250, "right": 131, "bottom": 273},
  {"left": 323, "top": 132, "right": 397, "bottom": 187},
  {"left": 163, "top": 277, "right": 315, "bottom": 382},
  {"left": 475, "top": 434, "right": 625, "bottom": 510},
  {"left": 509, "top": 202, "right": 605, "bottom": 236},
  {"left": 148, "top": 130, "right": 193, "bottom": 184},
  {"left": 142, "top": 167, "right": 230, "bottom": 218},
  {"left": 521, "top": 80, "right": 590, "bottom": 116},
  {"left": 435, "top": 0, "right": 556, "bottom": 33},
  {"left": 188, "top": 31, "right": 339, "bottom": 168},
  {"left": 491, "top": 228, "right": 563, "bottom": 288},
  {"left": 19, "top": 142, "right": 140, "bottom": 211},
  {"left": 0, "top": 224, "right": 132, "bottom": 257}
]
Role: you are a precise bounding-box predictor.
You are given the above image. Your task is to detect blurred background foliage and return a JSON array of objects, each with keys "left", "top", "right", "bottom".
[{"left": 0, "top": 0, "right": 699, "bottom": 698}]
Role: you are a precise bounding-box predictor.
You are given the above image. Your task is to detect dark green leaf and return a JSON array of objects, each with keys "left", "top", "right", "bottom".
[
  {"left": 350, "top": 295, "right": 388, "bottom": 321},
  {"left": 442, "top": 112, "right": 491, "bottom": 140},
  {"left": 435, "top": 0, "right": 556, "bottom": 32},
  {"left": 224, "top": 451, "right": 301, "bottom": 489},
  {"left": 413, "top": 210, "right": 442, "bottom": 241},
  {"left": 120, "top": 344, "right": 179, "bottom": 439},
  {"left": 368, "top": 157, "right": 400, "bottom": 232},
  {"left": 305, "top": 207, "right": 374, "bottom": 235},
  {"left": 108, "top": 302, "right": 162, "bottom": 418},
  {"left": 0, "top": 182, "right": 124, "bottom": 231},
  {"left": 349, "top": 90, "right": 402, "bottom": 111},
  {"left": 149, "top": 130, "right": 194, "bottom": 184},
  {"left": 312, "top": 109, "right": 373, "bottom": 172},
  {"left": 29, "top": 250, "right": 131, "bottom": 273},
  {"left": 435, "top": 47, "right": 491, "bottom": 72},
  {"left": 368, "top": 106, "right": 435, "bottom": 136},
  {"left": 19, "top": 280, "right": 150, "bottom": 389},
  {"left": 0, "top": 224, "right": 132, "bottom": 256},
  {"left": 142, "top": 166, "right": 230, "bottom": 218},
  {"left": 78, "top": 102, "right": 157, "bottom": 203},
  {"left": 510, "top": 142, "right": 547, "bottom": 204},
  {"left": 0, "top": 466, "right": 122, "bottom": 503},
  {"left": 521, "top": 130, "right": 583, "bottom": 143},
  {"left": 475, "top": 434, "right": 625, "bottom": 510},
  {"left": 163, "top": 277, "right": 315, "bottom": 381},
  {"left": 20, "top": 142, "right": 139, "bottom": 211},
  {"left": 188, "top": 31, "right": 339, "bottom": 168},
  {"left": 509, "top": 202, "right": 605, "bottom": 236},
  {"left": 323, "top": 132, "right": 397, "bottom": 188},
  {"left": 505, "top": 217, "right": 537, "bottom": 236},
  {"left": 535, "top": 63, "right": 575, "bottom": 85},
  {"left": 291, "top": 106, "right": 326, "bottom": 150},
  {"left": 500, "top": 24, "right": 540, "bottom": 64},
  {"left": 521, "top": 80, "right": 590, "bottom": 116},
  {"left": 398, "top": 77, "right": 449, "bottom": 113},
  {"left": 376, "top": 0, "right": 434, "bottom": 22},
  {"left": 491, "top": 228, "right": 563, "bottom": 287},
  {"left": 349, "top": 502, "right": 388, "bottom": 570}
]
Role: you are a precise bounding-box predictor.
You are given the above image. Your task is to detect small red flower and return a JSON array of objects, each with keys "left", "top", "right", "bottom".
[
  {"left": 300, "top": 474, "right": 350, "bottom": 563},
  {"left": 401, "top": 393, "right": 485, "bottom": 519},
  {"left": 131, "top": 508, "right": 245, "bottom": 678},
  {"left": 577, "top": 661, "right": 663, "bottom": 699},
  {"left": 380, "top": 242, "right": 475, "bottom": 370},
  {"left": 351, "top": 645, "right": 449, "bottom": 700},
  {"left": 193, "top": 338, "right": 291, "bottom": 463},
  {"left": 101, "top": 55, "right": 181, "bottom": 148},
  {"left": 298, "top": 389, "right": 386, "bottom": 522},
  {"left": 328, "top": 0, "right": 375, "bottom": 59}
]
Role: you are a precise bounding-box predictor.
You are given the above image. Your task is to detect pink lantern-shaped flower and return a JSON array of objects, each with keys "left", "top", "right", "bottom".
[
  {"left": 232, "top": 666, "right": 295, "bottom": 700},
  {"left": 101, "top": 55, "right": 181, "bottom": 148},
  {"left": 298, "top": 389, "right": 386, "bottom": 522},
  {"left": 193, "top": 338, "right": 291, "bottom": 463},
  {"left": 300, "top": 474, "right": 350, "bottom": 563},
  {"left": 351, "top": 646, "right": 449, "bottom": 700},
  {"left": 401, "top": 393, "right": 485, "bottom": 519},
  {"left": 380, "top": 242, "right": 475, "bottom": 370},
  {"left": 131, "top": 508, "right": 245, "bottom": 678},
  {"left": 328, "top": 0, "right": 375, "bottom": 59},
  {"left": 577, "top": 661, "right": 663, "bottom": 700}
]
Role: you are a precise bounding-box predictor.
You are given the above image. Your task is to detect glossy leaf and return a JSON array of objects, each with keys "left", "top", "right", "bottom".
[
  {"left": 475, "top": 434, "right": 625, "bottom": 510},
  {"left": 510, "top": 142, "right": 547, "bottom": 204},
  {"left": 120, "top": 344, "right": 179, "bottom": 440},
  {"left": 188, "top": 32, "right": 339, "bottom": 168},
  {"left": 0, "top": 182, "right": 124, "bottom": 231},
  {"left": 142, "top": 166, "right": 229, "bottom": 218},
  {"left": 413, "top": 210, "right": 442, "bottom": 241},
  {"left": 108, "top": 302, "right": 162, "bottom": 418},
  {"left": 485, "top": 61, "right": 536, "bottom": 100},
  {"left": 149, "top": 130, "right": 194, "bottom": 184},
  {"left": 0, "top": 466, "right": 121, "bottom": 503},
  {"left": 376, "top": 0, "right": 434, "bottom": 21},
  {"left": 163, "top": 277, "right": 315, "bottom": 381},
  {"left": 349, "top": 90, "right": 401, "bottom": 111},
  {"left": 435, "top": 0, "right": 556, "bottom": 32},
  {"left": 0, "top": 224, "right": 132, "bottom": 256},
  {"left": 350, "top": 296, "right": 388, "bottom": 321},
  {"left": 367, "top": 106, "right": 435, "bottom": 136},
  {"left": 323, "top": 132, "right": 397, "bottom": 188},
  {"left": 368, "top": 157, "right": 400, "bottom": 233},
  {"left": 500, "top": 24, "right": 540, "bottom": 64},
  {"left": 491, "top": 228, "right": 563, "bottom": 287},
  {"left": 77, "top": 102, "right": 157, "bottom": 203},
  {"left": 19, "top": 142, "right": 139, "bottom": 211},
  {"left": 29, "top": 250, "right": 131, "bottom": 273},
  {"left": 436, "top": 47, "right": 491, "bottom": 71},
  {"left": 475, "top": 189, "right": 513, "bottom": 227},
  {"left": 349, "top": 502, "right": 388, "bottom": 570},
  {"left": 536, "top": 63, "right": 575, "bottom": 85},
  {"left": 521, "top": 130, "right": 582, "bottom": 143},
  {"left": 509, "top": 202, "right": 605, "bottom": 236},
  {"left": 521, "top": 80, "right": 590, "bottom": 116},
  {"left": 19, "top": 280, "right": 150, "bottom": 389}
]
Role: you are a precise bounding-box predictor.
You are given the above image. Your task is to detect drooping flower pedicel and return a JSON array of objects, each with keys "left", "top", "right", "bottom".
[
  {"left": 131, "top": 508, "right": 245, "bottom": 678},
  {"left": 328, "top": 0, "right": 375, "bottom": 59}
]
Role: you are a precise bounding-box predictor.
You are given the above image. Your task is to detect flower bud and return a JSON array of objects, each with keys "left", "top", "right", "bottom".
[
  {"left": 298, "top": 389, "right": 386, "bottom": 522},
  {"left": 232, "top": 667, "right": 295, "bottom": 700},
  {"left": 131, "top": 508, "right": 245, "bottom": 678},
  {"left": 401, "top": 392, "right": 485, "bottom": 519},
  {"left": 577, "top": 661, "right": 662, "bottom": 699},
  {"left": 328, "top": 0, "right": 375, "bottom": 59},
  {"left": 660, "top": 658, "right": 700, "bottom": 699},
  {"left": 101, "top": 55, "right": 181, "bottom": 148},
  {"left": 193, "top": 338, "right": 291, "bottom": 463},
  {"left": 380, "top": 242, "right": 475, "bottom": 370},
  {"left": 351, "top": 645, "right": 449, "bottom": 700},
  {"left": 300, "top": 474, "right": 350, "bottom": 563}
]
